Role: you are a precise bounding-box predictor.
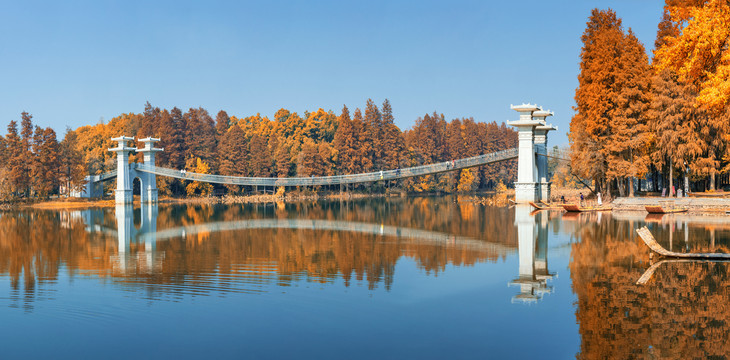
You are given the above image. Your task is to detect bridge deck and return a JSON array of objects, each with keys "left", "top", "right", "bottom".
[{"left": 123, "top": 147, "right": 518, "bottom": 186}]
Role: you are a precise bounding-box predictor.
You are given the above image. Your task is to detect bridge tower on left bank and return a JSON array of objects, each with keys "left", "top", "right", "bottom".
[{"left": 107, "top": 137, "right": 163, "bottom": 204}]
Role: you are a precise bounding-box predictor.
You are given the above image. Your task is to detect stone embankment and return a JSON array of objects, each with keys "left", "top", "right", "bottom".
[{"left": 612, "top": 197, "right": 730, "bottom": 213}]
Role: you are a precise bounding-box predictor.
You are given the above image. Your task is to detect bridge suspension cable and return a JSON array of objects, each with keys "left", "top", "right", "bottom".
[{"left": 126, "top": 148, "right": 519, "bottom": 187}]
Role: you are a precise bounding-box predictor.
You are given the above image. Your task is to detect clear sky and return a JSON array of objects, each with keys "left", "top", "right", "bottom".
[{"left": 0, "top": 0, "right": 665, "bottom": 146}]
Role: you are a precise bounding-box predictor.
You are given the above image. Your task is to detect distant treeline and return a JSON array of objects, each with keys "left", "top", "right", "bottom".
[
  {"left": 73, "top": 99, "right": 517, "bottom": 196},
  {"left": 0, "top": 112, "right": 85, "bottom": 200},
  {"left": 0, "top": 99, "right": 518, "bottom": 199}
]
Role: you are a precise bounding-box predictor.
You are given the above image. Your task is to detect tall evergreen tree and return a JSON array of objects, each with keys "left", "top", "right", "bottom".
[
  {"left": 604, "top": 29, "right": 652, "bottom": 196},
  {"left": 364, "top": 99, "right": 383, "bottom": 169},
  {"left": 6, "top": 121, "right": 24, "bottom": 195},
  {"left": 569, "top": 8, "right": 652, "bottom": 196},
  {"left": 184, "top": 107, "right": 217, "bottom": 170},
  {"left": 138, "top": 101, "right": 161, "bottom": 139},
  {"left": 333, "top": 105, "right": 360, "bottom": 174},
  {"left": 215, "top": 110, "right": 230, "bottom": 141},
  {"left": 380, "top": 99, "right": 406, "bottom": 170},
  {"left": 35, "top": 127, "right": 60, "bottom": 197},
  {"left": 60, "top": 128, "right": 86, "bottom": 196},
  {"left": 297, "top": 139, "right": 324, "bottom": 177},
  {"left": 248, "top": 133, "right": 271, "bottom": 177},
  {"left": 19, "top": 113, "right": 34, "bottom": 195},
  {"left": 352, "top": 108, "right": 372, "bottom": 172},
  {"left": 218, "top": 125, "right": 249, "bottom": 192}
]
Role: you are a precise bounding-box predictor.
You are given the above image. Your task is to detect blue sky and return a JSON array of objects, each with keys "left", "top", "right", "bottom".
[{"left": 0, "top": 0, "right": 664, "bottom": 146}]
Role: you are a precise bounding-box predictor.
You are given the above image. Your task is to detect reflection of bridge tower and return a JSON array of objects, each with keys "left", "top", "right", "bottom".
[
  {"left": 510, "top": 205, "right": 553, "bottom": 303},
  {"left": 508, "top": 104, "right": 557, "bottom": 203},
  {"left": 113, "top": 203, "right": 161, "bottom": 273}
]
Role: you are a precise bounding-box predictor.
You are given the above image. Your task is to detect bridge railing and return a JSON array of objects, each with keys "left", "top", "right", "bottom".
[{"left": 133, "top": 147, "right": 518, "bottom": 187}]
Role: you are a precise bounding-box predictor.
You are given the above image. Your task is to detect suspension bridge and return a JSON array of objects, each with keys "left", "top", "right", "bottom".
[{"left": 77, "top": 103, "right": 557, "bottom": 204}]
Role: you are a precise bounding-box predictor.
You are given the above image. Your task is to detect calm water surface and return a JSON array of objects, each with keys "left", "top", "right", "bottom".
[{"left": 1, "top": 197, "right": 730, "bottom": 359}]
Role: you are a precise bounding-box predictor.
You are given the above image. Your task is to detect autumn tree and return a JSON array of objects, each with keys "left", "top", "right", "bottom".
[
  {"left": 352, "top": 108, "right": 373, "bottom": 172},
  {"left": 5, "top": 121, "right": 24, "bottom": 196},
  {"left": 18, "top": 112, "right": 34, "bottom": 195},
  {"left": 604, "top": 29, "right": 652, "bottom": 196},
  {"left": 652, "top": 0, "right": 729, "bottom": 190},
  {"left": 364, "top": 99, "right": 383, "bottom": 170},
  {"left": 570, "top": 9, "right": 652, "bottom": 196},
  {"left": 248, "top": 133, "right": 271, "bottom": 177},
  {"left": 60, "top": 128, "right": 86, "bottom": 196},
  {"left": 185, "top": 107, "right": 217, "bottom": 171},
  {"left": 138, "top": 101, "right": 161, "bottom": 139},
  {"left": 297, "top": 139, "right": 324, "bottom": 177},
  {"left": 333, "top": 105, "right": 361, "bottom": 174},
  {"left": 32, "top": 127, "right": 60, "bottom": 197},
  {"left": 215, "top": 110, "right": 230, "bottom": 142},
  {"left": 185, "top": 158, "right": 214, "bottom": 196},
  {"left": 380, "top": 99, "right": 406, "bottom": 170},
  {"left": 218, "top": 125, "right": 248, "bottom": 193},
  {"left": 654, "top": 0, "right": 730, "bottom": 114}
]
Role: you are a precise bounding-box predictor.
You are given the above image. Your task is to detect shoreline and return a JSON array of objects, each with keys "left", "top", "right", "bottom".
[{"left": 14, "top": 192, "right": 730, "bottom": 215}]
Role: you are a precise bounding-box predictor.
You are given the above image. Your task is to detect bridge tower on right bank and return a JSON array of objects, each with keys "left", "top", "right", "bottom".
[{"left": 508, "top": 104, "right": 556, "bottom": 203}]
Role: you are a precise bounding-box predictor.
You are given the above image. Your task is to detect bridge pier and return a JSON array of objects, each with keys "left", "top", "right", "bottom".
[
  {"left": 109, "top": 136, "right": 136, "bottom": 204},
  {"left": 107, "top": 136, "right": 163, "bottom": 204},
  {"left": 508, "top": 104, "right": 556, "bottom": 203},
  {"left": 532, "top": 111, "right": 556, "bottom": 202},
  {"left": 137, "top": 138, "right": 163, "bottom": 203}
]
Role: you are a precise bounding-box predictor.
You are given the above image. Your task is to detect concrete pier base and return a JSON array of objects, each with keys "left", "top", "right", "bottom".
[
  {"left": 115, "top": 189, "right": 133, "bottom": 204},
  {"left": 515, "top": 182, "right": 539, "bottom": 203}
]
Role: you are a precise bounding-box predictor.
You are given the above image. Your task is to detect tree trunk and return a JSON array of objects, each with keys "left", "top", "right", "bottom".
[
  {"left": 629, "top": 176, "right": 634, "bottom": 197},
  {"left": 669, "top": 160, "right": 674, "bottom": 197},
  {"left": 617, "top": 178, "right": 625, "bottom": 197},
  {"left": 711, "top": 171, "right": 716, "bottom": 191}
]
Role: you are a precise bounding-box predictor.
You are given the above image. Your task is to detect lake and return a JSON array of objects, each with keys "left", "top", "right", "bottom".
[{"left": 1, "top": 197, "right": 729, "bottom": 359}]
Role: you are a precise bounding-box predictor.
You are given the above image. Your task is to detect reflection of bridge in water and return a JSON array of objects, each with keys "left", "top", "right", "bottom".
[
  {"left": 79, "top": 203, "right": 555, "bottom": 300},
  {"left": 103, "top": 204, "right": 516, "bottom": 265}
]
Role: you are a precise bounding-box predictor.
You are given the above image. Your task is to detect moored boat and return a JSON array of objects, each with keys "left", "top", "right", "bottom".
[
  {"left": 562, "top": 204, "right": 612, "bottom": 212},
  {"left": 529, "top": 201, "right": 564, "bottom": 210},
  {"left": 645, "top": 205, "right": 688, "bottom": 214}
]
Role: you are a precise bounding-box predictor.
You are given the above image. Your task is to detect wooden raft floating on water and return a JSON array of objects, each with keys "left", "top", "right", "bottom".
[
  {"left": 636, "top": 226, "right": 730, "bottom": 259},
  {"left": 635, "top": 226, "right": 730, "bottom": 285}
]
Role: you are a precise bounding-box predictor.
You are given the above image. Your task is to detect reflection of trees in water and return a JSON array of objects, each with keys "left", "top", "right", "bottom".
[
  {"left": 0, "top": 197, "right": 516, "bottom": 306},
  {"left": 0, "top": 211, "right": 118, "bottom": 311},
  {"left": 571, "top": 216, "right": 730, "bottom": 359}
]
